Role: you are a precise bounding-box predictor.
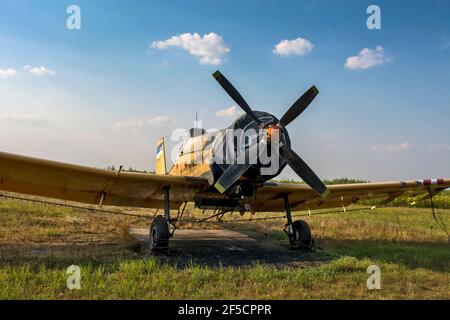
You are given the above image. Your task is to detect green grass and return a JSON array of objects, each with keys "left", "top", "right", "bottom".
[
  {"left": 0, "top": 194, "right": 449, "bottom": 299},
  {"left": 360, "top": 190, "right": 450, "bottom": 209},
  {"left": 1, "top": 255, "right": 448, "bottom": 299}
]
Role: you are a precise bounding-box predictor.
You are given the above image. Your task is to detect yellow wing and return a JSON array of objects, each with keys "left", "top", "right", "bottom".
[
  {"left": 252, "top": 179, "right": 450, "bottom": 212},
  {"left": 0, "top": 151, "right": 208, "bottom": 209},
  {"left": 2, "top": 150, "right": 449, "bottom": 213}
]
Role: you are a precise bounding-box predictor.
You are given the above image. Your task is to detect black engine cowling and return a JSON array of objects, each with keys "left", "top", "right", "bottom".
[{"left": 211, "top": 111, "right": 291, "bottom": 184}]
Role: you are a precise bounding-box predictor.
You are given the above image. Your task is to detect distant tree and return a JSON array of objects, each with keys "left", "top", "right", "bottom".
[
  {"left": 274, "top": 178, "right": 305, "bottom": 184},
  {"left": 323, "top": 178, "right": 369, "bottom": 185}
]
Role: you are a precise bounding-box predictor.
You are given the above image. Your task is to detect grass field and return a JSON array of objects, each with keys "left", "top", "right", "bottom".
[
  {"left": 361, "top": 190, "right": 450, "bottom": 209},
  {"left": 0, "top": 193, "right": 449, "bottom": 299}
]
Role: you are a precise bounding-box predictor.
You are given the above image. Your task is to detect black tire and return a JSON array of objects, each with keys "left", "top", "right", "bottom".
[
  {"left": 149, "top": 215, "right": 170, "bottom": 254},
  {"left": 290, "top": 220, "right": 313, "bottom": 251}
]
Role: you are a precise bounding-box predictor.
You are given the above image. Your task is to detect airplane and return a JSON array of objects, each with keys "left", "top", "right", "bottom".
[{"left": 0, "top": 70, "right": 449, "bottom": 254}]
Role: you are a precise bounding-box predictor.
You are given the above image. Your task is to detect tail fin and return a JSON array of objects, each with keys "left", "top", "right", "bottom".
[{"left": 155, "top": 137, "right": 167, "bottom": 175}]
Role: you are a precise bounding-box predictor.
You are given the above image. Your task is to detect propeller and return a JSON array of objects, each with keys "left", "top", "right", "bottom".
[
  {"left": 279, "top": 144, "right": 329, "bottom": 197},
  {"left": 212, "top": 71, "right": 329, "bottom": 198},
  {"left": 214, "top": 140, "right": 266, "bottom": 193},
  {"left": 213, "top": 71, "right": 262, "bottom": 125},
  {"left": 279, "top": 85, "right": 319, "bottom": 127}
]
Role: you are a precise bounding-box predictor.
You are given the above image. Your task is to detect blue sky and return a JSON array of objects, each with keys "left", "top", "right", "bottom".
[{"left": 0, "top": 0, "right": 449, "bottom": 181}]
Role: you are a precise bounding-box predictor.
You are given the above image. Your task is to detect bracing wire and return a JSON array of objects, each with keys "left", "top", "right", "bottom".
[
  {"left": 427, "top": 186, "right": 450, "bottom": 242},
  {"left": 0, "top": 192, "right": 375, "bottom": 224}
]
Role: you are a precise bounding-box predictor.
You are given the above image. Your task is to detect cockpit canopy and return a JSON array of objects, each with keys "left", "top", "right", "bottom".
[{"left": 179, "top": 127, "right": 210, "bottom": 156}]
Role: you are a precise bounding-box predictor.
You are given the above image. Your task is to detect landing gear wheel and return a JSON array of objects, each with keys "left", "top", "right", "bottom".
[
  {"left": 288, "top": 220, "right": 314, "bottom": 251},
  {"left": 149, "top": 215, "right": 170, "bottom": 254}
]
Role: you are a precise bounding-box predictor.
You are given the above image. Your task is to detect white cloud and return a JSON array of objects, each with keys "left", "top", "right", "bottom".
[
  {"left": 0, "top": 113, "right": 48, "bottom": 125},
  {"left": 148, "top": 115, "right": 170, "bottom": 125},
  {"left": 428, "top": 144, "right": 450, "bottom": 152},
  {"left": 112, "top": 116, "right": 173, "bottom": 131},
  {"left": 441, "top": 35, "right": 450, "bottom": 50},
  {"left": 112, "top": 118, "right": 146, "bottom": 129},
  {"left": 152, "top": 59, "right": 170, "bottom": 68},
  {"left": 273, "top": 37, "right": 314, "bottom": 57},
  {"left": 371, "top": 142, "right": 411, "bottom": 152},
  {"left": 215, "top": 105, "right": 243, "bottom": 118},
  {"left": 345, "top": 46, "right": 389, "bottom": 70},
  {"left": 0, "top": 68, "right": 17, "bottom": 79},
  {"left": 151, "top": 32, "right": 230, "bottom": 65},
  {"left": 24, "top": 65, "right": 56, "bottom": 76},
  {"left": 321, "top": 134, "right": 336, "bottom": 141}
]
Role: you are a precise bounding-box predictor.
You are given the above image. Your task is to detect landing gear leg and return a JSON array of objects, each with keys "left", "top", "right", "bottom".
[
  {"left": 283, "top": 195, "right": 295, "bottom": 246},
  {"left": 283, "top": 195, "right": 314, "bottom": 252},
  {"left": 149, "top": 186, "right": 171, "bottom": 254}
]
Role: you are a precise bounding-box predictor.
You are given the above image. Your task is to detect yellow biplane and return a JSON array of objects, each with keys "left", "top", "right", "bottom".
[{"left": 0, "top": 71, "right": 449, "bottom": 253}]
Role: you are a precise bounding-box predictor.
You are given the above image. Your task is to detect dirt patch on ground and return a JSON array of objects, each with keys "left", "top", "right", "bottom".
[{"left": 130, "top": 227, "right": 330, "bottom": 268}]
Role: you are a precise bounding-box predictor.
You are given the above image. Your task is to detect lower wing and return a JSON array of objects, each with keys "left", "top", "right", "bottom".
[
  {"left": 253, "top": 179, "right": 450, "bottom": 212},
  {"left": 0, "top": 151, "right": 208, "bottom": 209},
  {"left": 1, "top": 150, "right": 449, "bottom": 213}
]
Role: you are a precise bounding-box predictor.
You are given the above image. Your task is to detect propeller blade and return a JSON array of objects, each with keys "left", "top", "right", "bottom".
[
  {"left": 214, "top": 141, "right": 263, "bottom": 193},
  {"left": 280, "top": 86, "right": 319, "bottom": 127},
  {"left": 214, "top": 164, "right": 252, "bottom": 193},
  {"left": 213, "top": 71, "right": 261, "bottom": 124},
  {"left": 279, "top": 144, "right": 329, "bottom": 198}
]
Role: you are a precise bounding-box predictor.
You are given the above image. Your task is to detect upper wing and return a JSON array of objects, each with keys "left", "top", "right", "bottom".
[
  {"left": 0, "top": 151, "right": 208, "bottom": 209},
  {"left": 253, "top": 179, "right": 450, "bottom": 212}
]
